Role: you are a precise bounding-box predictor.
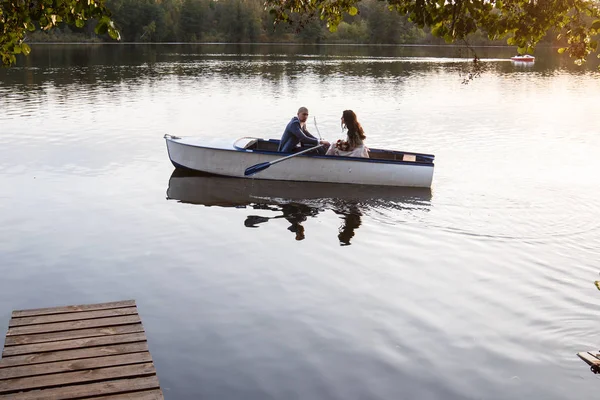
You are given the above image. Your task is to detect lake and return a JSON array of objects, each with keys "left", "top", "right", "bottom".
[{"left": 1, "top": 43, "right": 599, "bottom": 399}]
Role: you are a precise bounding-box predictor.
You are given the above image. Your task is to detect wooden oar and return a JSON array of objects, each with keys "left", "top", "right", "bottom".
[{"left": 244, "top": 144, "right": 324, "bottom": 176}]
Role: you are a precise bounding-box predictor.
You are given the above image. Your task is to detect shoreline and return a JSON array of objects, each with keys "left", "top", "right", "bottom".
[{"left": 23, "top": 41, "right": 558, "bottom": 49}]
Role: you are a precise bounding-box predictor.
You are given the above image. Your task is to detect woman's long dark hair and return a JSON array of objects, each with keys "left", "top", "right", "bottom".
[{"left": 342, "top": 110, "right": 366, "bottom": 149}]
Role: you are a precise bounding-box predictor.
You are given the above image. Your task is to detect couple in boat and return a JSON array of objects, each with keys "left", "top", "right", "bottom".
[{"left": 278, "top": 107, "right": 369, "bottom": 158}]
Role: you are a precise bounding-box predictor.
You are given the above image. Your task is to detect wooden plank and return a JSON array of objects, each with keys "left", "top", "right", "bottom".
[
  {"left": 577, "top": 351, "right": 600, "bottom": 366},
  {"left": 3, "top": 332, "right": 147, "bottom": 357},
  {"left": 0, "top": 363, "right": 156, "bottom": 394},
  {"left": 11, "top": 301, "right": 136, "bottom": 318},
  {"left": 0, "top": 343, "right": 149, "bottom": 368},
  {"left": 84, "top": 390, "right": 164, "bottom": 400},
  {"left": 7, "top": 315, "right": 142, "bottom": 336},
  {"left": 4, "top": 324, "right": 145, "bottom": 346},
  {"left": 3, "top": 375, "right": 160, "bottom": 400},
  {"left": 0, "top": 352, "right": 153, "bottom": 380},
  {"left": 10, "top": 307, "right": 139, "bottom": 327},
  {"left": 0, "top": 301, "right": 163, "bottom": 399}
]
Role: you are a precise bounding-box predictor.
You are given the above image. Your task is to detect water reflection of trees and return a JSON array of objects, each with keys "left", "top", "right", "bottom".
[
  {"left": 3, "top": 44, "right": 590, "bottom": 94},
  {"left": 166, "top": 170, "right": 432, "bottom": 245}
]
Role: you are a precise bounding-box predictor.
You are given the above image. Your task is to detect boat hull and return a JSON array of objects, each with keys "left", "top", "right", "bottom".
[
  {"left": 167, "top": 169, "right": 433, "bottom": 207},
  {"left": 165, "top": 137, "right": 434, "bottom": 188},
  {"left": 511, "top": 56, "right": 535, "bottom": 62}
]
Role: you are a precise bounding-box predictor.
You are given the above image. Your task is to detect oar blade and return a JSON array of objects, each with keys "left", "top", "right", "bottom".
[{"left": 244, "top": 162, "right": 271, "bottom": 176}]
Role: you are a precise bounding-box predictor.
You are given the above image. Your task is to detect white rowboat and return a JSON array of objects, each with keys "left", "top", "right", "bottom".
[
  {"left": 510, "top": 54, "right": 535, "bottom": 62},
  {"left": 165, "top": 136, "right": 435, "bottom": 188}
]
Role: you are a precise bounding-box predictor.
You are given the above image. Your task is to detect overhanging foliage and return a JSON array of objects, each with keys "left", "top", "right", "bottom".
[
  {"left": 265, "top": 0, "right": 600, "bottom": 65},
  {"left": 0, "top": 0, "right": 119, "bottom": 65}
]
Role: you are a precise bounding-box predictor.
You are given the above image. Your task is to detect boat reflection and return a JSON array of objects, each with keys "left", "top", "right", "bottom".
[
  {"left": 511, "top": 60, "right": 535, "bottom": 67},
  {"left": 166, "top": 170, "right": 432, "bottom": 245}
]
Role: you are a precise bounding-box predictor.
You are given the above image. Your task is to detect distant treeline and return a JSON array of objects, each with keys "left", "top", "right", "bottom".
[{"left": 27, "top": 0, "right": 559, "bottom": 46}]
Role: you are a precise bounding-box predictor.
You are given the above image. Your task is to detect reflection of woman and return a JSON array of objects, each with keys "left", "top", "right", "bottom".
[
  {"left": 338, "top": 213, "right": 362, "bottom": 245},
  {"left": 326, "top": 110, "right": 369, "bottom": 158},
  {"left": 332, "top": 204, "right": 362, "bottom": 245}
]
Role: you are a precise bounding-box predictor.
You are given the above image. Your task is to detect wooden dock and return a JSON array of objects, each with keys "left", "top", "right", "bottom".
[
  {"left": 0, "top": 300, "right": 164, "bottom": 399},
  {"left": 577, "top": 350, "right": 600, "bottom": 374}
]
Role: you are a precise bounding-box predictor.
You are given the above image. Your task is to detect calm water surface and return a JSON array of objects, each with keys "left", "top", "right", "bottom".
[{"left": 1, "top": 44, "right": 600, "bottom": 399}]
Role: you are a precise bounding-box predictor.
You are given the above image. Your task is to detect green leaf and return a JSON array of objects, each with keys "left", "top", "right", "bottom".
[
  {"left": 95, "top": 22, "right": 108, "bottom": 35},
  {"left": 348, "top": 6, "right": 358, "bottom": 16},
  {"left": 557, "top": 47, "right": 566, "bottom": 54},
  {"left": 431, "top": 23, "right": 445, "bottom": 37},
  {"left": 13, "top": 44, "right": 22, "bottom": 54},
  {"left": 25, "top": 22, "right": 35, "bottom": 31},
  {"left": 21, "top": 43, "right": 31, "bottom": 56},
  {"left": 108, "top": 26, "right": 120, "bottom": 40},
  {"left": 75, "top": 19, "right": 85, "bottom": 28}
]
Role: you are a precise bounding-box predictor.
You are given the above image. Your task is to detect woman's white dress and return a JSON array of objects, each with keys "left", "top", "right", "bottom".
[{"left": 326, "top": 138, "right": 369, "bottom": 158}]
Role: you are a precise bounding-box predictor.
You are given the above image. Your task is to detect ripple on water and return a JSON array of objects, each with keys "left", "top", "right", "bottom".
[
  {"left": 426, "top": 183, "right": 600, "bottom": 244},
  {"left": 2, "top": 45, "right": 600, "bottom": 400}
]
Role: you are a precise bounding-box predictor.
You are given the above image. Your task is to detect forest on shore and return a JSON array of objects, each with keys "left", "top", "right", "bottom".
[{"left": 26, "top": 0, "right": 562, "bottom": 47}]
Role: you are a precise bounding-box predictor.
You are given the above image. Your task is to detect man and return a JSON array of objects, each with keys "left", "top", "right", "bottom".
[{"left": 278, "top": 107, "right": 330, "bottom": 154}]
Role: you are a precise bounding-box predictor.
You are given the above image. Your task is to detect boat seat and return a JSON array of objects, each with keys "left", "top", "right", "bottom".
[
  {"left": 251, "top": 140, "right": 280, "bottom": 152},
  {"left": 368, "top": 151, "right": 396, "bottom": 161},
  {"left": 369, "top": 151, "right": 422, "bottom": 162}
]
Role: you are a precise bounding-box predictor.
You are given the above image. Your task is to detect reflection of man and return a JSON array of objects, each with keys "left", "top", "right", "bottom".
[
  {"left": 287, "top": 223, "right": 305, "bottom": 241},
  {"left": 278, "top": 107, "right": 330, "bottom": 154},
  {"left": 281, "top": 204, "right": 314, "bottom": 241},
  {"left": 243, "top": 203, "right": 318, "bottom": 241}
]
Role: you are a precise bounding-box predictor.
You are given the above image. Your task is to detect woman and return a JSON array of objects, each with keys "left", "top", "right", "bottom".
[{"left": 326, "top": 110, "right": 369, "bottom": 158}]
